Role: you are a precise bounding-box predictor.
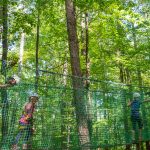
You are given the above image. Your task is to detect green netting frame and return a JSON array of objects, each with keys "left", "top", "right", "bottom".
[{"left": 0, "top": 71, "right": 150, "bottom": 150}]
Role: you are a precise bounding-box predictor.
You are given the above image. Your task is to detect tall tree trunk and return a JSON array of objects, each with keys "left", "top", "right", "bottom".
[
  {"left": 1, "top": 0, "right": 8, "bottom": 76},
  {"left": 18, "top": 32, "right": 25, "bottom": 76},
  {"left": 81, "top": 12, "right": 92, "bottom": 139},
  {"left": 132, "top": 25, "right": 140, "bottom": 150},
  {"left": 65, "top": 0, "right": 91, "bottom": 149},
  {"left": 35, "top": 10, "right": 40, "bottom": 92},
  {"left": 1, "top": 0, "right": 8, "bottom": 147},
  {"left": 0, "top": 6, "right": 2, "bottom": 42},
  {"left": 125, "top": 69, "right": 133, "bottom": 150}
]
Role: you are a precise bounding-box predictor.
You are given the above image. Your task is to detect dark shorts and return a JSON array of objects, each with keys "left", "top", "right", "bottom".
[
  {"left": 13, "top": 122, "right": 32, "bottom": 145},
  {"left": 131, "top": 115, "right": 143, "bottom": 130}
]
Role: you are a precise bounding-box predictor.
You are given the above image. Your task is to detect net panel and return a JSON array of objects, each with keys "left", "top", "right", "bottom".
[{"left": 0, "top": 71, "right": 150, "bottom": 150}]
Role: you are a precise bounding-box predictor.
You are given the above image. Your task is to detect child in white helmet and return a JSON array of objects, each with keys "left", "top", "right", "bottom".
[
  {"left": 12, "top": 93, "right": 38, "bottom": 150},
  {"left": 128, "top": 92, "right": 150, "bottom": 142}
]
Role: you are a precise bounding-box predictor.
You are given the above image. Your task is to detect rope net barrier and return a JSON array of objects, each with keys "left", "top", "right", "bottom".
[{"left": 0, "top": 70, "right": 150, "bottom": 150}]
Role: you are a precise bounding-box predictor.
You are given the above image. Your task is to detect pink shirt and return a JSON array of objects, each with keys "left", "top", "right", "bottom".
[{"left": 19, "top": 102, "right": 35, "bottom": 124}]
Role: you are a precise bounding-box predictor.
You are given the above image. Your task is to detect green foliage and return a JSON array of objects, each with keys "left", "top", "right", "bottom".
[
  {"left": 0, "top": 0, "right": 150, "bottom": 149},
  {"left": 7, "top": 52, "right": 19, "bottom": 68},
  {"left": 0, "top": 74, "right": 5, "bottom": 84}
]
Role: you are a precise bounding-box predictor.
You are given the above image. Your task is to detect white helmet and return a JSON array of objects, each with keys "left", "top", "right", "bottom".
[
  {"left": 133, "top": 92, "right": 140, "bottom": 98},
  {"left": 29, "top": 92, "right": 38, "bottom": 98}
]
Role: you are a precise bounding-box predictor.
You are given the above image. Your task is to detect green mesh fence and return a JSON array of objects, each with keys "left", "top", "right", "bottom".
[{"left": 0, "top": 70, "right": 150, "bottom": 150}]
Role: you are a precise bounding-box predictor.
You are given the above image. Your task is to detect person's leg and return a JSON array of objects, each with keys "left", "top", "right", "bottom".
[
  {"left": 22, "top": 125, "right": 32, "bottom": 149},
  {"left": 131, "top": 116, "right": 136, "bottom": 141},
  {"left": 139, "top": 129, "right": 142, "bottom": 141},
  {"left": 12, "top": 129, "right": 23, "bottom": 150},
  {"left": 138, "top": 117, "right": 143, "bottom": 141},
  {"left": 22, "top": 144, "right": 28, "bottom": 150},
  {"left": 132, "top": 130, "right": 136, "bottom": 141},
  {"left": 11, "top": 144, "right": 18, "bottom": 150}
]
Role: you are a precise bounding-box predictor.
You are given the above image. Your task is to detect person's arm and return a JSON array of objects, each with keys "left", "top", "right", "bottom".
[
  {"left": 0, "top": 79, "right": 17, "bottom": 89},
  {"left": 127, "top": 100, "right": 133, "bottom": 107},
  {"left": 142, "top": 99, "right": 150, "bottom": 103},
  {"left": 0, "top": 84, "right": 12, "bottom": 88},
  {"left": 23, "top": 102, "right": 29, "bottom": 113}
]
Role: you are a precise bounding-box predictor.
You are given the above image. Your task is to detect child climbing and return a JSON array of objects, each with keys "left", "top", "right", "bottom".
[
  {"left": 127, "top": 92, "right": 150, "bottom": 142},
  {"left": 11, "top": 93, "right": 39, "bottom": 150}
]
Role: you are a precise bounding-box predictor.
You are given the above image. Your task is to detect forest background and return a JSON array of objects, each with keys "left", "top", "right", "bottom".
[{"left": 0, "top": 0, "right": 150, "bottom": 150}]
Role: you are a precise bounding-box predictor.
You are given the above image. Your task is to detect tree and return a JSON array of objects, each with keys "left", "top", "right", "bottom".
[
  {"left": 65, "top": 0, "right": 91, "bottom": 149},
  {"left": 18, "top": 32, "right": 25, "bottom": 76},
  {"left": 1, "top": 0, "right": 8, "bottom": 148},
  {"left": 35, "top": 1, "right": 40, "bottom": 93}
]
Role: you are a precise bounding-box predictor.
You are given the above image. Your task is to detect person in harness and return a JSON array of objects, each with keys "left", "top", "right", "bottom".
[
  {"left": 128, "top": 92, "right": 150, "bottom": 142},
  {"left": 12, "top": 93, "right": 38, "bottom": 150}
]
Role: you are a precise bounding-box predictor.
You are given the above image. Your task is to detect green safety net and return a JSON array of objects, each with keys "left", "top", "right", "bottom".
[{"left": 0, "top": 71, "right": 150, "bottom": 150}]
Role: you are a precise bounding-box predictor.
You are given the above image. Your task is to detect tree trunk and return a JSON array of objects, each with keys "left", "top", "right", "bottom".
[
  {"left": 65, "top": 0, "right": 90, "bottom": 149},
  {"left": 146, "top": 141, "right": 150, "bottom": 150},
  {"left": 1, "top": 0, "right": 8, "bottom": 76},
  {"left": 1, "top": 0, "right": 8, "bottom": 148},
  {"left": 35, "top": 10, "right": 40, "bottom": 92},
  {"left": 80, "top": 12, "right": 92, "bottom": 139},
  {"left": 18, "top": 32, "right": 25, "bottom": 76},
  {"left": 0, "top": 6, "right": 2, "bottom": 42}
]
